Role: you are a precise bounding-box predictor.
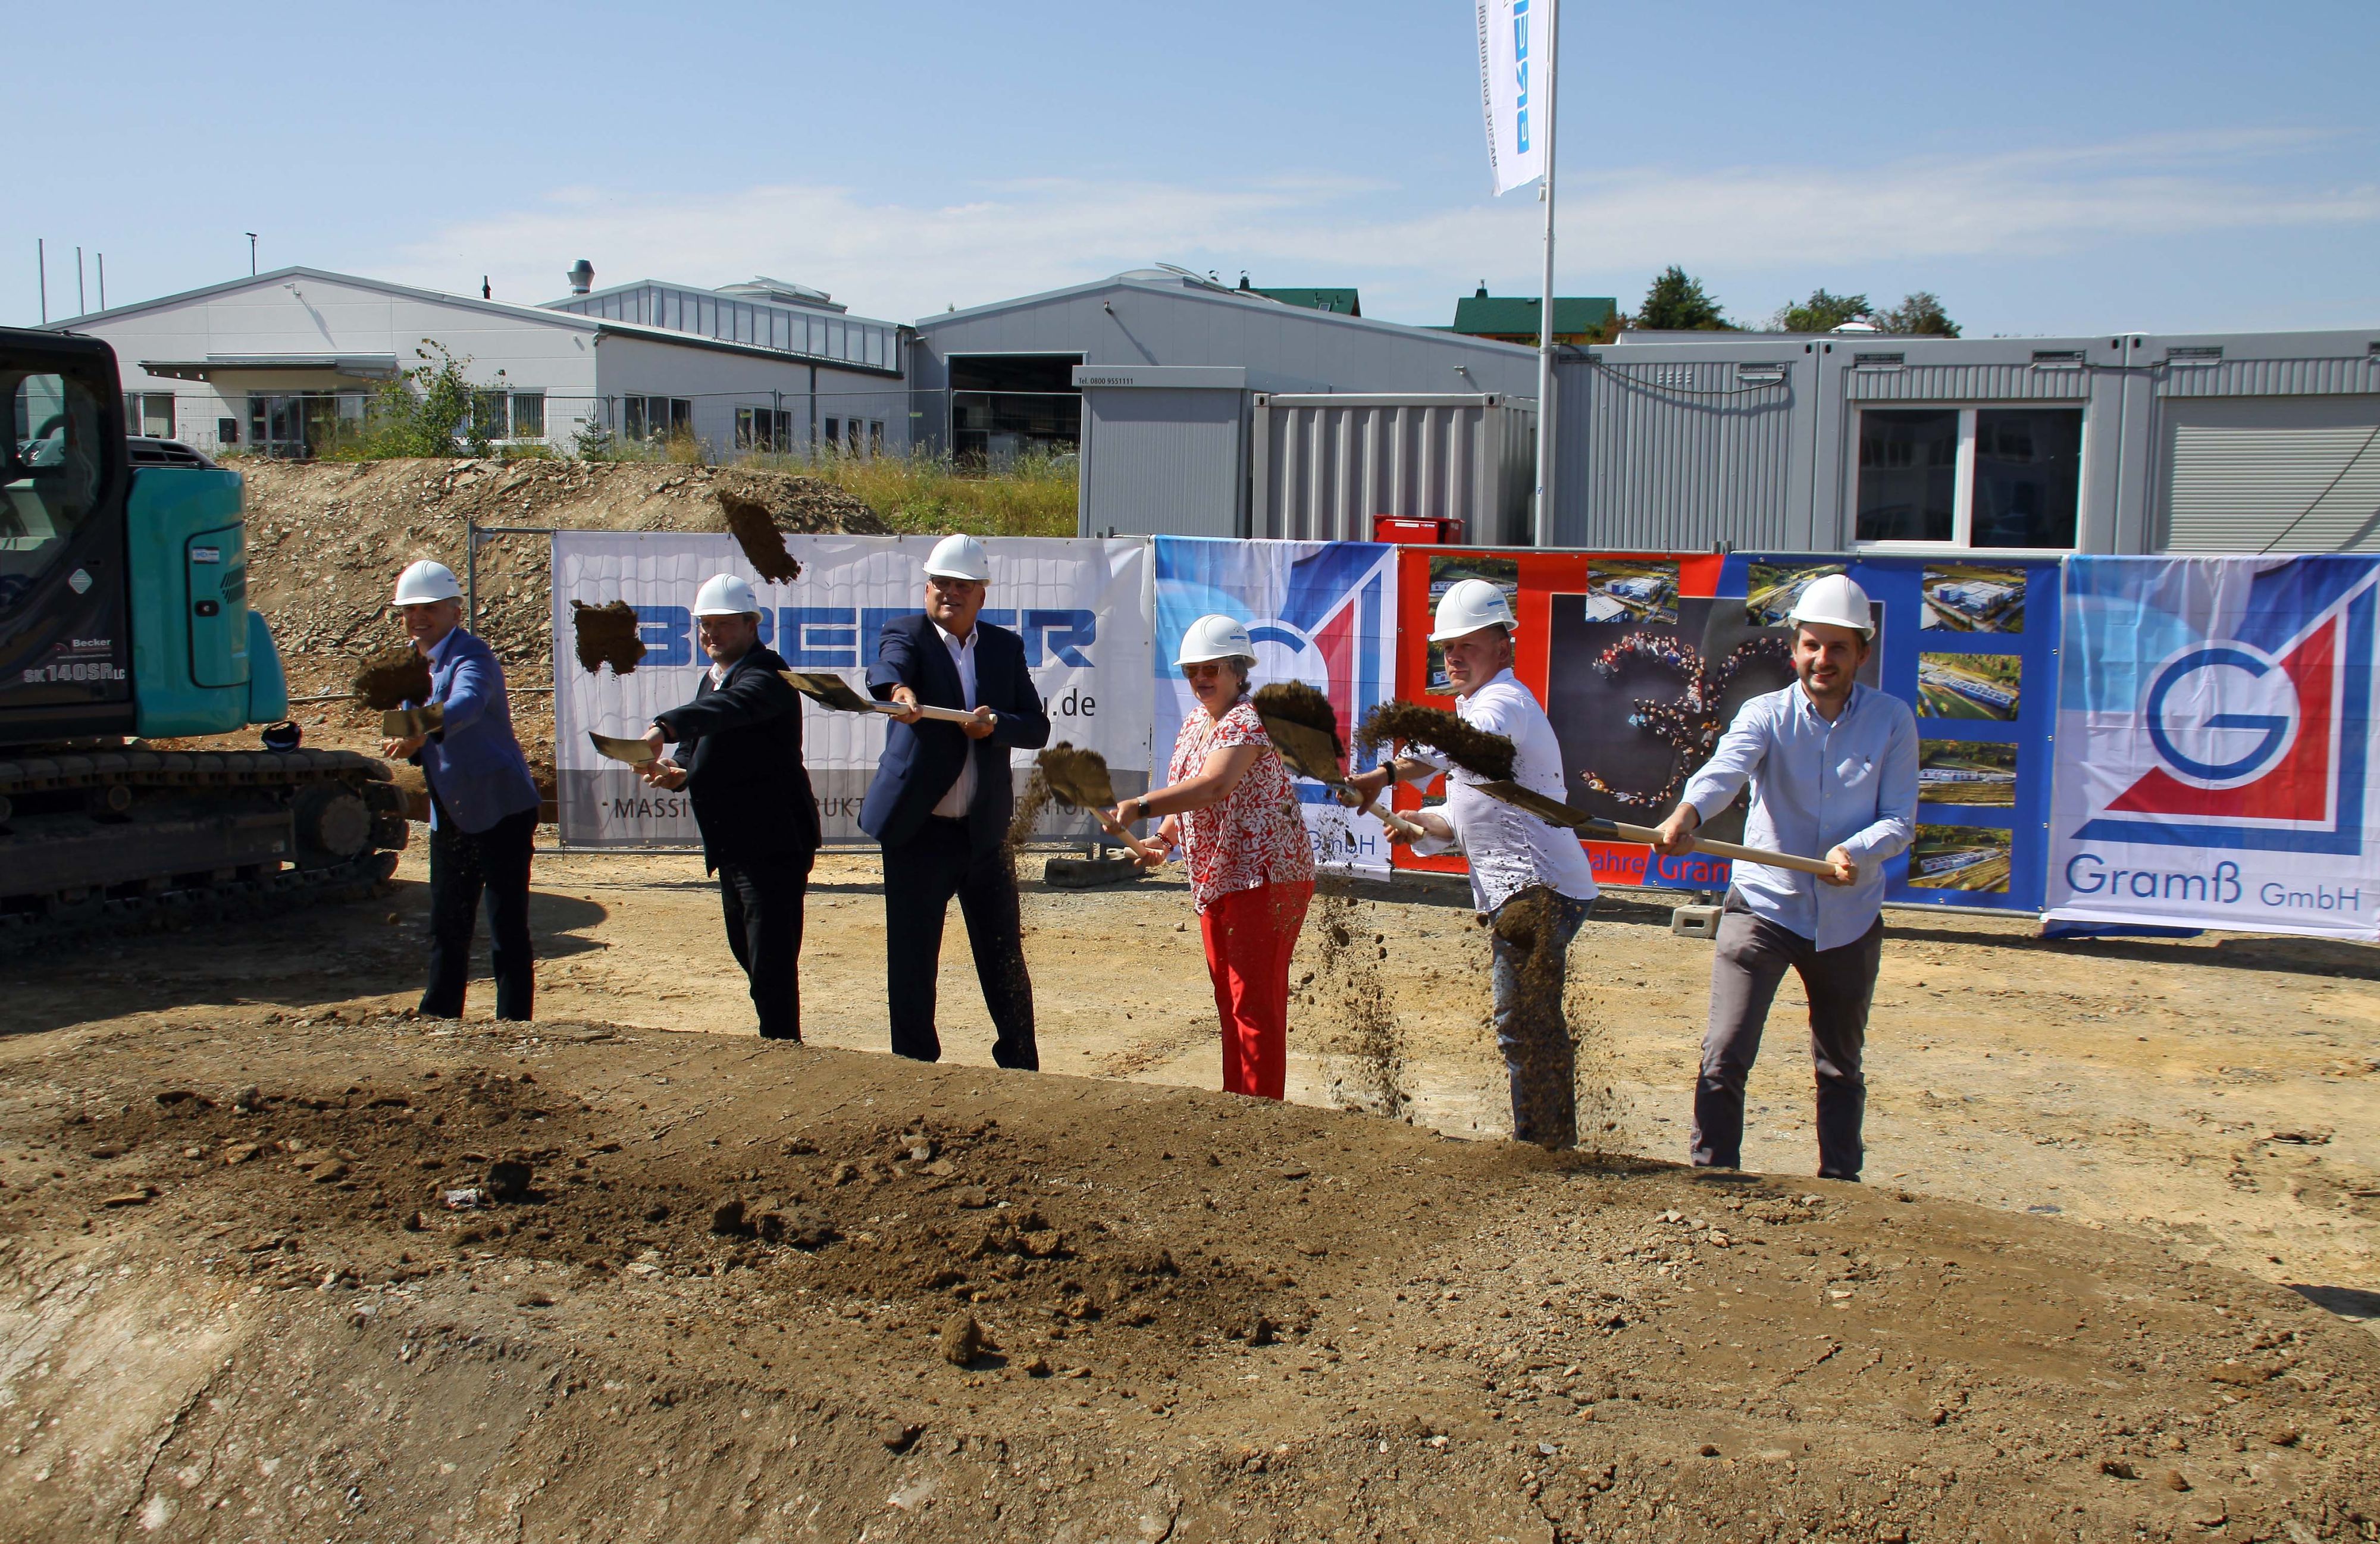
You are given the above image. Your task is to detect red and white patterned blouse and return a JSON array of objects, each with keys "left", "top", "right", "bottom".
[{"left": 1167, "top": 700, "right": 1315, "bottom": 912}]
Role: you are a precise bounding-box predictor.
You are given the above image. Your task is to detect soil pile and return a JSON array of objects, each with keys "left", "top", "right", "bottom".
[
  {"left": 1358, "top": 701, "right": 1515, "bottom": 782},
  {"left": 227, "top": 458, "right": 885, "bottom": 781},
  {"left": 5, "top": 1010, "right": 2375, "bottom": 1542}
]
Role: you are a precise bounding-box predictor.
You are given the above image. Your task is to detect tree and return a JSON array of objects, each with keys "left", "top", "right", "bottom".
[
  {"left": 1632, "top": 266, "right": 1731, "bottom": 331},
  {"left": 1773, "top": 289, "right": 1872, "bottom": 333},
  {"left": 334, "top": 340, "right": 481, "bottom": 459},
  {"left": 1874, "top": 291, "right": 1961, "bottom": 337}
]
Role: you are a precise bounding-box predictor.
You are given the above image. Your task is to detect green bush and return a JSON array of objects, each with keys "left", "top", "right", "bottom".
[
  {"left": 322, "top": 341, "right": 483, "bottom": 460},
  {"left": 754, "top": 447, "right": 1076, "bottom": 537}
]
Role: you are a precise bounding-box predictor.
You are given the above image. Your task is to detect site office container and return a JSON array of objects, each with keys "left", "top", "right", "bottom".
[{"left": 1250, "top": 393, "right": 1536, "bottom": 546}]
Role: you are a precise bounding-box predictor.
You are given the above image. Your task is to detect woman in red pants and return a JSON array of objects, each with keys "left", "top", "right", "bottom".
[{"left": 1109, "top": 615, "right": 1316, "bottom": 1100}]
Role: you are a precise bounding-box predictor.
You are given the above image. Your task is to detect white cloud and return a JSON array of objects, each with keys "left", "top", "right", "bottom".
[{"left": 383, "top": 130, "right": 2380, "bottom": 324}]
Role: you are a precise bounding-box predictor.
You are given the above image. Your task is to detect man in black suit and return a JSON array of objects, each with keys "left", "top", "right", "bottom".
[
  {"left": 640, "top": 574, "right": 821, "bottom": 1041},
  {"left": 859, "top": 533, "right": 1053, "bottom": 1069}
]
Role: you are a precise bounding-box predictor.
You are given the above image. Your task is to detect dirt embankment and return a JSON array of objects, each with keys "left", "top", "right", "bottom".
[
  {"left": 231, "top": 458, "right": 886, "bottom": 775},
  {"left": 3, "top": 1008, "right": 2376, "bottom": 1543}
]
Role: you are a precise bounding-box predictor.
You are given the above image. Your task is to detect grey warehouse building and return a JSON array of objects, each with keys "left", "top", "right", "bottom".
[{"left": 910, "top": 268, "right": 1548, "bottom": 544}]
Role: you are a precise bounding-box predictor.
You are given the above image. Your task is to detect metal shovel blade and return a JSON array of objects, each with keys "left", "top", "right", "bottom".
[
  {"left": 1254, "top": 710, "right": 1346, "bottom": 788},
  {"left": 1036, "top": 744, "right": 1118, "bottom": 812},
  {"left": 380, "top": 702, "right": 444, "bottom": 738},
  {"left": 781, "top": 670, "right": 881, "bottom": 714},
  {"left": 588, "top": 731, "right": 656, "bottom": 765},
  {"left": 1474, "top": 779, "right": 1601, "bottom": 832}
]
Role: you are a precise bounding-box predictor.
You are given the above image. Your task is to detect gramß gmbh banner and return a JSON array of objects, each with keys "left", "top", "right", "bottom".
[
  {"left": 1476, "top": 0, "right": 1549, "bottom": 196},
  {"left": 2046, "top": 555, "right": 2380, "bottom": 939},
  {"left": 1154, "top": 536, "right": 1399, "bottom": 873},
  {"left": 552, "top": 533, "right": 1153, "bottom": 848}
]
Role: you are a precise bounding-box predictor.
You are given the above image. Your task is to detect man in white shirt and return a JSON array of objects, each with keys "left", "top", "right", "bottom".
[{"left": 1345, "top": 580, "right": 1599, "bottom": 1148}]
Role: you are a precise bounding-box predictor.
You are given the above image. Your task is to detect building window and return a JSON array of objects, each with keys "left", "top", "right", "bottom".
[
  {"left": 511, "top": 392, "right": 545, "bottom": 439},
  {"left": 217, "top": 416, "right": 239, "bottom": 445},
  {"left": 471, "top": 390, "right": 510, "bottom": 440},
  {"left": 622, "top": 396, "right": 692, "bottom": 442},
  {"left": 1855, "top": 406, "right": 2081, "bottom": 549},
  {"left": 869, "top": 421, "right": 884, "bottom": 455},
  {"left": 246, "top": 392, "right": 366, "bottom": 459},
  {"left": 736, "top": 407, "right": 794, "bottom": 452},
  {"left": 123, "top": 392, "right": 174, "bottom": 439},
  {"left": 822, "top": 416, "right": 840, "bottom": 452}
]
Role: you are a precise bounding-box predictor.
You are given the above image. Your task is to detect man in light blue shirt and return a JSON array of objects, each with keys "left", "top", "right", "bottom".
[{"left": 1651, "top": 574, "right": 1917, "bottom": 1180}]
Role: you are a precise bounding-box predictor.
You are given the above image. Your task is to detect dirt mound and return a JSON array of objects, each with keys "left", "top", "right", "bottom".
[
  {"left": 5, "top": 1010, "right": 2376, "bottom": 1542},
  {"left": 230, "top": 458, "right": 885, "bottom": 782}
]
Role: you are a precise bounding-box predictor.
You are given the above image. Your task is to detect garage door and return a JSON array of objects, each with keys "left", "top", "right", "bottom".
[{"left": 2162, "top": 394, "right": 2380, "bottom": 553}]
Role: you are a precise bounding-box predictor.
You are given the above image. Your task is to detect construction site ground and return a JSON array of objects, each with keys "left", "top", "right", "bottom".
[{"left": 4, "top": 840, "right": 2377, "bottom": 1543}]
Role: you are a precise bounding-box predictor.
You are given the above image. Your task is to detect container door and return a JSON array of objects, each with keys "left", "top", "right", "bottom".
[
  {"left": 186, "top": 524, "right": 248, "bottom": 687},
  {"left": 1080, "top": 387, "right": 1245, "bottom": 537}
]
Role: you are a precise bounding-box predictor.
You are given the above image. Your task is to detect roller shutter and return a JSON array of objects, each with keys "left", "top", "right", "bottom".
[{"left": 2162, "top": 394, "right": 2380, "bottom": 553}]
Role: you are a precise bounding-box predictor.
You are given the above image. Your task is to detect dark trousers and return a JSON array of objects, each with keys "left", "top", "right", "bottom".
[
  {"left": 882, "top": 818, "right": 1036, "bottom": 1069},
  {"left": 1691, "top": 899, "right": 1884, "bottom": 1180},
  {"left": 719, "top": 853, "right": 812, "bottom": 1040},
  {"left": 422, "top": 805, "right": 537, "bottom": 1022}
]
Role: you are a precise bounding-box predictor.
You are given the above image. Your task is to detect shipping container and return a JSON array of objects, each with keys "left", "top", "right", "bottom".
[{"left": 1250, "top": 393, "right": 1536, "bottom": 545}]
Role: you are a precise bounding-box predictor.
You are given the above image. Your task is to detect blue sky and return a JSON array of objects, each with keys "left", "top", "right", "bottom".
[{"left": 18, "top": 1, "right": 2379, "bottom": 335}]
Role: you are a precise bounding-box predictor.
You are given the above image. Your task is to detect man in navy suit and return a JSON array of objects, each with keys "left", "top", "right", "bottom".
[
  {"left": 639, "top": 574, "right": 821, "bottom": 1041},
  {"left": 379, "top": 560, "right": 542, "bottom": 1022},
  {"left": 860, "top": 533, "right": 1053, "bottom": 1068}
]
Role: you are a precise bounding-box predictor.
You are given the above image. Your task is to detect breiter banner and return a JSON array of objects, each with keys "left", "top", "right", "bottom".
[
  {"left": 552, "top": 533, "right": 1153, "bottom": 848},
  {"left": 1154, "top": 536, "right": 1399, "bottom": 872},
  {"left": 1476, "top": 0, "right": 1548, "bottom": 195},
  {"left": 2046, "top": 555, "right": 2380, "bottom": 940}
]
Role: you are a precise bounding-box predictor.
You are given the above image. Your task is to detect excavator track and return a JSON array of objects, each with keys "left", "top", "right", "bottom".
[{"left": 0, "top": 747, "right": 408, "bottom": 953}]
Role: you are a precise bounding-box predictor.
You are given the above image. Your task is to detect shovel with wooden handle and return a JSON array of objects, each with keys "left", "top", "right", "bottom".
[
  {"left": 1252, "top": 710, "right": 1427, "bottom": 841},
  {"left": 780, "top": 669, "right": 987, "bottom": 726},
  {"left": 1032, "top": 746, "right": 1158, "bottom": 856},
  {"left": 380, "top": 702, "right": 444, "bottom": 739},
  {"left": 588, "top": 731, "right": 657, "bottom": 766},
  {"left": 1473, "top": 780, "right": 1842, "bottom": 879}
]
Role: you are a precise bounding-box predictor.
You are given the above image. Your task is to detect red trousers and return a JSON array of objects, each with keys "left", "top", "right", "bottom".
[{"left": 1198, "top": 881, "right": 1313, "bottom": 1101}]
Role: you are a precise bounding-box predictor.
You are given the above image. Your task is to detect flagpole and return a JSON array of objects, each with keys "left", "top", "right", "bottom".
[{"left": 1532, "top": 0, "right": 1560, "bottom": 548}]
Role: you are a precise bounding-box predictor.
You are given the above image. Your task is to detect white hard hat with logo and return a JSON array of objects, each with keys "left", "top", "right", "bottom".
[
  {"left": 692, "top": 574, "right": 762, "bottom": 617},
  {"left": 1429, "top": 578, "right": 1517, "bottom": 642},
  {"left": 391, "top": 559, "right": 461, "bottom": 606},
  {"left": 1786, "top": 573, "right": 1876, "bottom": 640},
  {"left": 923, "top": 532, "right": 990, "bottom": 582},
  {"left": 1175, "top": 613, "right": 1255, "bottom": 668}
]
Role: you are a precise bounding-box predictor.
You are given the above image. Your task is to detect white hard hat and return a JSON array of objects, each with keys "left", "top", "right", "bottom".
[
  {"left": 1786, "top": 573, "right": 1876, "bottom": 640},
  {"left": 1175, "top": 613, "right": 1254, "bottom": 668},
  {"left": 1429, "top": 578, "right": 1516, "bottom": 643},
  {"left": 391, "top": 559, "right": 461, "bottom": 606},
  {"left": 692, "top": 573, "right": 762, "bottom": 617},
  {"left": 923, "top": 532, "right": 990, "bottom": 582}
]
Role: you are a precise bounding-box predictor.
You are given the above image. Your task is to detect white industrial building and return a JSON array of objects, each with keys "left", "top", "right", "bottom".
[{"left": 47, "top": 266, "right": 910, "bottom": 462}]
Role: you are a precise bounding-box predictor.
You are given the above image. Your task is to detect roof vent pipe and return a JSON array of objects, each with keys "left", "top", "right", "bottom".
[{"left": 566, "top": 259, "right": 594, "bottom": 295}]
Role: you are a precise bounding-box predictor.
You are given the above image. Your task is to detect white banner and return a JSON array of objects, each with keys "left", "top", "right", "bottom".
[
  {"left": 552, "top": 533, "right": 1153, "bottom": 847},
  {"left": 1153, "top": 536, "right": 1401, "bottom": 873},
  {"left": 2045, "top": 555, "right": 2380, "bottom": 940},
  {"left": 1477, "top": 0, "right": 1549, "bottom": 196}
]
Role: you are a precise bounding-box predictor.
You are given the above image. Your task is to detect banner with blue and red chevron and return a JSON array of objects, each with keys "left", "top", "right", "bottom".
[
  {"left": 1153, "top": 536, "right": 1399, "bottom": 872},
  {"left": 2047, "top": 555, "right": 2380, "bottom": 939}
]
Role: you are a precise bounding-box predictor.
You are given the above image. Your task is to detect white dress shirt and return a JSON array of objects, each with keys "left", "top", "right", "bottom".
[
  {"left": 1405, "top": 668, "right": 1601, "bottom": 914},
  {"left": 929, "top": 621, "right": 979, "bottom": 818}
]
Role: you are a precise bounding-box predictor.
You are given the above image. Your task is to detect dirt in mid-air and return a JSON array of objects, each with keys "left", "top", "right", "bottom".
[
  {"left": 1357, "top": 700, "right": 1515, "bottom": 782},
  {"left": 719, "top": 487, "right": 807, "bottom": 584},
  {"left": 568, "top": 599, "right": 647, "bottom": 677},
  {"left": 350, "top": 649, "right": 433, "bottom": 711}
]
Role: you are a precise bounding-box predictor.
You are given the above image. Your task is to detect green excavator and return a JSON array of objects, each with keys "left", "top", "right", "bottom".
[{"left": 1, "top": 325, "right": 407, "bottom": 945}]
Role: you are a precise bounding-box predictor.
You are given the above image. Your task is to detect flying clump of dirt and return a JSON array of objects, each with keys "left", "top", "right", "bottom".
[
  {"left": 571, "top": 600, "right": 647, "bottom": 675},
  {"left": 1005, "top": 769, "right": 1057, "bottom": 861},
  {"left": 1489, "top": 885, "right": 1581, "bottom": 1150},
  {"left": 1356, "top": 701, "right": 1514, "bottom": 782},
  {"left": 350, "top": 649, "right": 431, "bottom": 710},
  {"left": 1250, "top": 681, "right": 1343, "bottom": 756},
  {"left": 718, "top": 488, "right": 804, "bottom": 584},
  {"left": 1301, "top": 818, "right": 1407, "bottom": 1121}
]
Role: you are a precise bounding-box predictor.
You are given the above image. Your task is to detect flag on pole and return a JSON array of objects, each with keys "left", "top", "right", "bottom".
[{"left": 1477, "top": 0, "right": 1548, "bottom": 196}]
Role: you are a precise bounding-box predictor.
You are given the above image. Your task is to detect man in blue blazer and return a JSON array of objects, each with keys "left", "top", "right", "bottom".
[
  {"left": 860, "top": 533, "right": 1052, "bottom": 1068},
  {"left": 379, "top": 560, "right": 542, "bottom": 1021}
]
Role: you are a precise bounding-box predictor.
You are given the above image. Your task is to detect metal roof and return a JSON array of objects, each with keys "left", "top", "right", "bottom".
[{"left": 1452, "top": 292, "right": 1617, "bottom": 337}]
